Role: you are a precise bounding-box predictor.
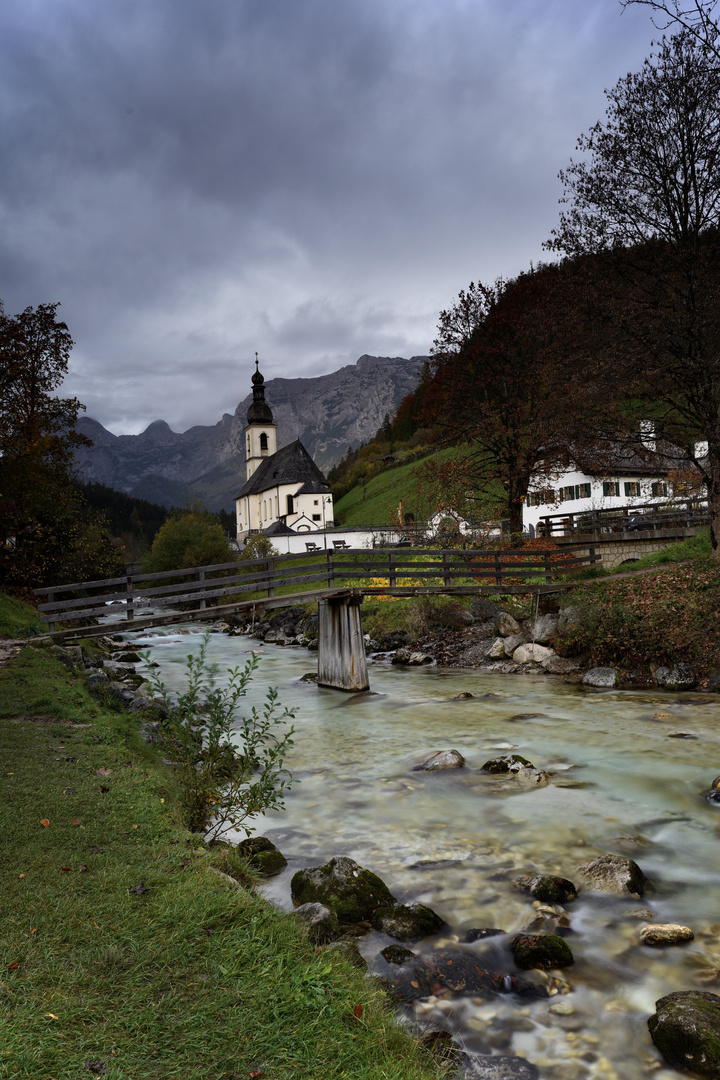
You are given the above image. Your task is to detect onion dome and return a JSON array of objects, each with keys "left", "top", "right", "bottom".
[{"left": 247, "top": 357, "right": 274, "bottom": 424}]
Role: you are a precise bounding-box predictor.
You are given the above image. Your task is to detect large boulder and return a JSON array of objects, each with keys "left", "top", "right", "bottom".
[
  {"left": 577, "top": 853, "right": 647, "bottom": 897},
  {"left": 412, "top": 749, "right": 466, "bottom": 772},
  {"left": 471, "top": 598, "right": 502, "bottom": 621},
  {"left": 503, "top": 632, "right": 529, "bottom": 657},
  {"left": 582, "top": 667, "right": 618, "bottom": 688},
  {"left": 371, "top": 902, "right": 445, "bottom": 940},
  {"left": 486, "top": 638, "right": 507, "bottom": 660},
  {"left": 656, "top": 663, "right": 696, "bottom": 690},
  {"left": 648, "top": 991, "right": 720, "bottom": 1077},
  {"left": 494, "top": 612, "right": 522, "bottom": 637},
  {"left": 392, "top": 647, "right": 413, "bottom": 665},
  {"left": 291, "top": 856, "right": 395, "bottom": 923},
  {"left": 542, "top": 654, "right": 581, "bottom": 674},
  {"left": 514, "top": 875, "right": 577, "bottom": 904},
  {"left": 293, "top": 903, "right": 340, "bottom": 944},
  {"left": 527, "top": 614, "right": 558, "bottom": 644},
  {"left": 510, "top": 933, "right": 574, "bottom": 970},
  {"left": 513, "top": 643, "right": 555, "bottom": 665}
]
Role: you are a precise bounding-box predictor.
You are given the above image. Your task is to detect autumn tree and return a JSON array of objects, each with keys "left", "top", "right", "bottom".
[
  {"left": 546, "top": 31, "right": 720, "bottom": 553},
  {"left": 0, "top": 302, "right": 123, "bottom": 590},
  {"left": 423, "top": 268, "right": 605, "bottom": 534}
]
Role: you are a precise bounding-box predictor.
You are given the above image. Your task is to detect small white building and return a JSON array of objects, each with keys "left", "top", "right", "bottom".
[
  {"left": 523, "top": 429, "right": 702, "bottom": 533},
  {"left": 235, "top": 361, "right": 334, "bottom": 540}
]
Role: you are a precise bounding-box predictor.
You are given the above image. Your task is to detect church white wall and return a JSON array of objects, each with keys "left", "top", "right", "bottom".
[{"left": 245, "top": 423, "right": 277, "bottom": 480}]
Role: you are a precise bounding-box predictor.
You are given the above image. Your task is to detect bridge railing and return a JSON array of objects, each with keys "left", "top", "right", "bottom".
[
  {"left": 537, "top": 499, "right": 709, "bottom": 537},
  {"left": 34, "top": 545, "right": 600, "bottom": 632}
]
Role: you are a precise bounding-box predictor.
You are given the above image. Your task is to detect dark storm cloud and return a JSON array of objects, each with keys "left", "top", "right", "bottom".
[{"left": 0, "top": 0, "right": 655, "bottom": 432}]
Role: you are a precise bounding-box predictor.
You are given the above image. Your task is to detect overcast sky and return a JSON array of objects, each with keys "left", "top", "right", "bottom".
[{"left": 0, "top": 0, "right": 658, "bottom": 434}]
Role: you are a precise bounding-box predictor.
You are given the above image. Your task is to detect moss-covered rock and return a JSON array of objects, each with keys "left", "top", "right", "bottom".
[
  {"left": 514, "top": 875, "right": 577, "bottom": 904},
  {"left": 236, "top": 836, "right": 288, "bottom": 877},
  {"left": 381, "top": 944, "right": 417, "bottom": 965},
  {"left": 510, "top": 934, "right": 574, "bottom": 970},
  {"left": 293, "top": 902, "right": 340, "bottom": 944},
  {"left": 481, "top": 754, "right": 533, "bottom": 774},
  {"left": 648, "top": 991, "right": 720, "bottom": 1077},
  {"left": 290, "top": 856, "right": 396, "bottom": 923},
  {"left": 371, "top": 902, "right": 445, "bottom": 940}
]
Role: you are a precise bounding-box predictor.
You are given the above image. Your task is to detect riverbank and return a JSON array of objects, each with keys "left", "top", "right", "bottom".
[{"left": 0, "top": 635, "right": 446, "bottom": 1080}]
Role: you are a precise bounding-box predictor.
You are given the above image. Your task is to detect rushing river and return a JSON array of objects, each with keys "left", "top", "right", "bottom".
[{"left": 127, "top": 623, "right": 720, "bottom": 1080}]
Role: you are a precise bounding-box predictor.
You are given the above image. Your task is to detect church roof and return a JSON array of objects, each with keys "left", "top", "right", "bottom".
[
  {"left": 236, "top": 438, "right": 329, "bottom": 498},
  {"left": 246, "top": 360, "right": 274, "bottom": 424},
  {"left": 295, "top": 479, "right": 332, "bottom": 496},
  {"left": 262, "top": 520, "right": 297, "bottom": 536}
]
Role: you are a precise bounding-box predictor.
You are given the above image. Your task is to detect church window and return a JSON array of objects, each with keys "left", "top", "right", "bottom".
[
  {"left": 260, "top": 432, "right": 268, "bottom": 452},
  {"left": 312, "top": 514, "right": 321, "bottom": 521},
  {"left": 286, "top": 494, "right": 294, "bottom": 515}
]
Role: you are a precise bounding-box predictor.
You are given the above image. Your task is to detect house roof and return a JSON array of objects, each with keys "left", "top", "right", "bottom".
[
  {"left": 236, "top": 439, "right": 328, "bottom": 498},
  {"left": 573, "top": 440, "right": 681, "bottom": 478}
]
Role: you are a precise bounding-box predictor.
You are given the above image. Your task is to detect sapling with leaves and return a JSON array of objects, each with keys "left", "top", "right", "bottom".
[{"left": 144, "top": 633, "right": 296, "bottom": 841}]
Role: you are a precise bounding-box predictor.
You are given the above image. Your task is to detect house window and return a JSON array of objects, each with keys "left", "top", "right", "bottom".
[
  {"left": 259, "top": 432, "right": 268, "bottom": 452},
  {"left": 313, "top": 499, "right": 319, "bottom": 506},
  {"left": 286, "top": 494, "right": 294, "bottom": 515},
  {"left": 624, "top": 482, "right": 641, "bottom": 497},
  {"left": 651, "top": 482, "right": 668, "bottom": 497},
  {"left": 576, "top": 483, "right": 591, "bottom": 499},
  {"left": 312, "top": 514, "right": 321, "bottom": 521},
  {"left": 603, "top": 481, "right": 620, "bottom": 497}
]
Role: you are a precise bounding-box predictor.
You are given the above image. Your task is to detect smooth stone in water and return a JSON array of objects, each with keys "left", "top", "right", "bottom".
[
  {"left": 514, "top": 874, "right": 577, "bottom": 904},
  {"left": 412, "top": 749, "right": 466, "bottom": 772},
  {"left": 371, "top": 902, "right": 445, "bottom": 940},
  {"left": 510, "top": 933, "right": 574, "bottom": 970},
  {"left": 291, "top": 856, "right": 396, "bottom": 923},
  {"left": 236, "top": 835, "right": 288, "bottom": 876},
  {"left": 481, "top": 754, "right": 534, "bottom": 774},
  {"left": 656, "top": 662, "right": 696, "bottom": 689},
  {"left": 577, "top": 853, "right": 647, "bottom": 897},
  {"left": 324, "top": 940, "right": 366, "bottom": 969},
  {"left": 640, "top": 923, "right": 694, "bottom": 947},
  {"left": 381, "top": 944, "right": 417, "bottom": 965},
  {"left": 462, "top": 1054, "right": 540, "bottom": 1080},
  {"left": 648, "top": 991, "right": 720, "bottom": 1077},
  {"left": 463, "top": 928, "right": 506, "bottom": 943},
  {"left": 582, "top": 667, "right": 618, "bottom": 688}
]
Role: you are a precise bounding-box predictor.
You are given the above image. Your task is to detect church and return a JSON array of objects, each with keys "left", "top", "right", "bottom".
[{"left": 235, "top": 361, "right": 335, "bottom": 541}]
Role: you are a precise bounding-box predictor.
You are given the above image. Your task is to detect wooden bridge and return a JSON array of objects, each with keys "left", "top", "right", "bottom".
[{"left": 35, "top": 544, "right": 599, "bottom": 692}]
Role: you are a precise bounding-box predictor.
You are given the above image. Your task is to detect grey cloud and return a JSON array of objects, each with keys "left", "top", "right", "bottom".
[{"left": 0, "top": 0, "right": 656, "bottom": 433}]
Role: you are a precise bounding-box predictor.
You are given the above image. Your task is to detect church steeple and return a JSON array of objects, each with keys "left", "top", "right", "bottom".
[{"left": 244, "top": 353, "right": 277, "bottom": 480}]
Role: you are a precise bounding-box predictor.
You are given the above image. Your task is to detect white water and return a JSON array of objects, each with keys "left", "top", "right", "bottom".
[{"left": 128, "top": 624, "right": 720, "bottom": 1080}]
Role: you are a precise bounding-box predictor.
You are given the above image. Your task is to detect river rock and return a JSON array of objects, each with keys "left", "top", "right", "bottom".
[
  {"left": 291, "top": 856, "right": 396, "bottom": 923},
  {"left": 472, "top": 598, "right": 502, "bottom": 621},
  {"left": 103, "top": 660, "right": 137, "bottom": 676},
  {"left": 463, "top": 928, "right": 506, "bottom": 942},
  {"left": 293, "top": 902, "right": 340, "bottom": 944},
  {"left": 582, "top": 667, "right": 618, "bottom": 688},
  {"left": 407, "top": 652, "right": 434, "bottom": 665},
  {"left": 656, "top": 662, "right": 697, "bottom": 690},
  {"left": 648, "top": 991, "right": 720, "bottom": 1077},
  {"left": 514, "top": 875, "right": 577, "bottom": 904},
  {"left": 503, "top": 632, "right": 529, "bottom": 657},
  {"left": 513, "top": 643, "right": 555, "bottom": 665},
  {"left": 481, "top": 754, "right": 534, "bottom": 774},
  {"left": 263, "top": 629, "right": 288, "bottom": 645},
  {"left": 542, "top": 654, "right": 581, "bottom": 674},
  {"left": 389, "top": 948, "right": 548, "bottom": 1003},
  {"left": 510, "top": 933, "right": 574, "bottom": 970},
  {"left": 371, "top": 902, "right": 445, "bottom": 940},
  {"left": 379, "top": 630, "right": 409, "bottom": 650},
  {"left": 392, "top": 647, "right": 412, "bottom": 664},
  {"left": 577, "top": 853, "right": 647, "bottom": 897},
  {"left": 236, "top": 836, "right": 288, "bottom": 876},
  {"left": 494, "top": 612, "right": 521, "bottom": 637},
  {"left": 463, "top": 1055, "right": 540, "bottom": 1080},
  {"left": 487, "top": 638, "right": 507, "bottom": 660},
  {"left": 640, "top": 923, "right": 694, "bottom": 947},
  {"left": 86, "top": 671, "right": 110, "bottom": 689},
  {"left": 381, "top": 944, "right": 417, "bottom": 965},
  {"left": 528, "top": 614, "right": 559, "bottom": 644},
  {"left": 412, "top": 749, "right": 466, "bottom": 772},
  {"left": 324, "top": 940, "right": 366, "bottom": 969}
]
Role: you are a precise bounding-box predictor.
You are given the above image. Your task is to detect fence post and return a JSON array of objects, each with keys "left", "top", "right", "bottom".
[
  {"left": 198, "top": 569, "right": 206, "bottom": 610},
  {"left": 46, "top": 590, "right": 55, "bottom": 634},
  {"left": 544, "top": 552, "right": 552, "bottom": 585},
  {"left": 126, "top": 575, "right": 134, "bottom": 621},
  {"left": 327, "top": 550, "right": 334, "bottom": 588},
  {"left": 388, "top": 552, "right": 396, "bottom": 589},
  {"left": 267, "top": 559, "right": 275, "bottom": 598},
  {"left": 494, "top": 552, "right": 502, "bottom": 587},
  {"left": 589, "top": 544, "right": 598, "bottom": 566},
  {"left": 443, "top": 552, "right": 451, "bottom": 587}
]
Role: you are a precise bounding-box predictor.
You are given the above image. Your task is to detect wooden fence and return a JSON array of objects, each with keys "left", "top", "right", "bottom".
[
  {"left": 34, "top": 545, "right": 600, "bottom": 634},
  {"left": 537, "top": 499, "right": 709, "bottom": 537}
]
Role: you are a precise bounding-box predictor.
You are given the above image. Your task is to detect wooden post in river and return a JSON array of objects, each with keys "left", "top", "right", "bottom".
[{"left": 317, "top": 590, "right": 369, "bottom": 692}]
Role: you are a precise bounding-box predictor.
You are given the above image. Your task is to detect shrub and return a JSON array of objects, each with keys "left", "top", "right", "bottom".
[
  {"left": 144, "top": 633, "right": 296, "bottom": 840},
  {"left": 141, "top": 512, "right": 232, "bottom": 573}
]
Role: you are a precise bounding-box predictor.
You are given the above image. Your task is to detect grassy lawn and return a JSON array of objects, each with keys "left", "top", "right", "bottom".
[
  {"left": 0, "top": 641, "right": 445, "bottom": 1080},
  {"left": 0, "top": 592, "right": 42, "bottom": 638}
]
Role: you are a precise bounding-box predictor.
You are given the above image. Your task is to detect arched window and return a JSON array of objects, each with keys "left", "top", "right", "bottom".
[
  {"left": 286, "top": 494, "right": 294, "bottom": 516},
  {"left": 260, "top": 432, "right": 268, "bottom": 452}
]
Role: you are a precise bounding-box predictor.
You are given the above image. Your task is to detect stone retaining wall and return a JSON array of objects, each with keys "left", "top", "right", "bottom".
[{"left": 555, "top": 527, "right": 698, "bottom": 570}]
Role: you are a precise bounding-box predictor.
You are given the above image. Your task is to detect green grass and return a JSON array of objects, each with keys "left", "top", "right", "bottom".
[
  {"left": 0, "top": 647, "right": 445, "bottom": 1080},
  {"left": 0, "top": 593, "right": 42, "bottom": 639},
  {"left": 623, "top": 527, "right": 712, "bottom": 570}
]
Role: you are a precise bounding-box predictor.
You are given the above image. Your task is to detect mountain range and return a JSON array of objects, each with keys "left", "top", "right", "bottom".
[{"left": 75, "top": 354, "right": 426, "bottom": 511}]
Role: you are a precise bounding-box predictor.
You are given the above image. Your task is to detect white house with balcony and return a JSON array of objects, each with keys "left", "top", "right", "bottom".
[
  {"left": 235, "top": 361, "right": 334, "bottom": 541},
  {"left": 522, "top": 426, "right": 705, "bottom": 534}
]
